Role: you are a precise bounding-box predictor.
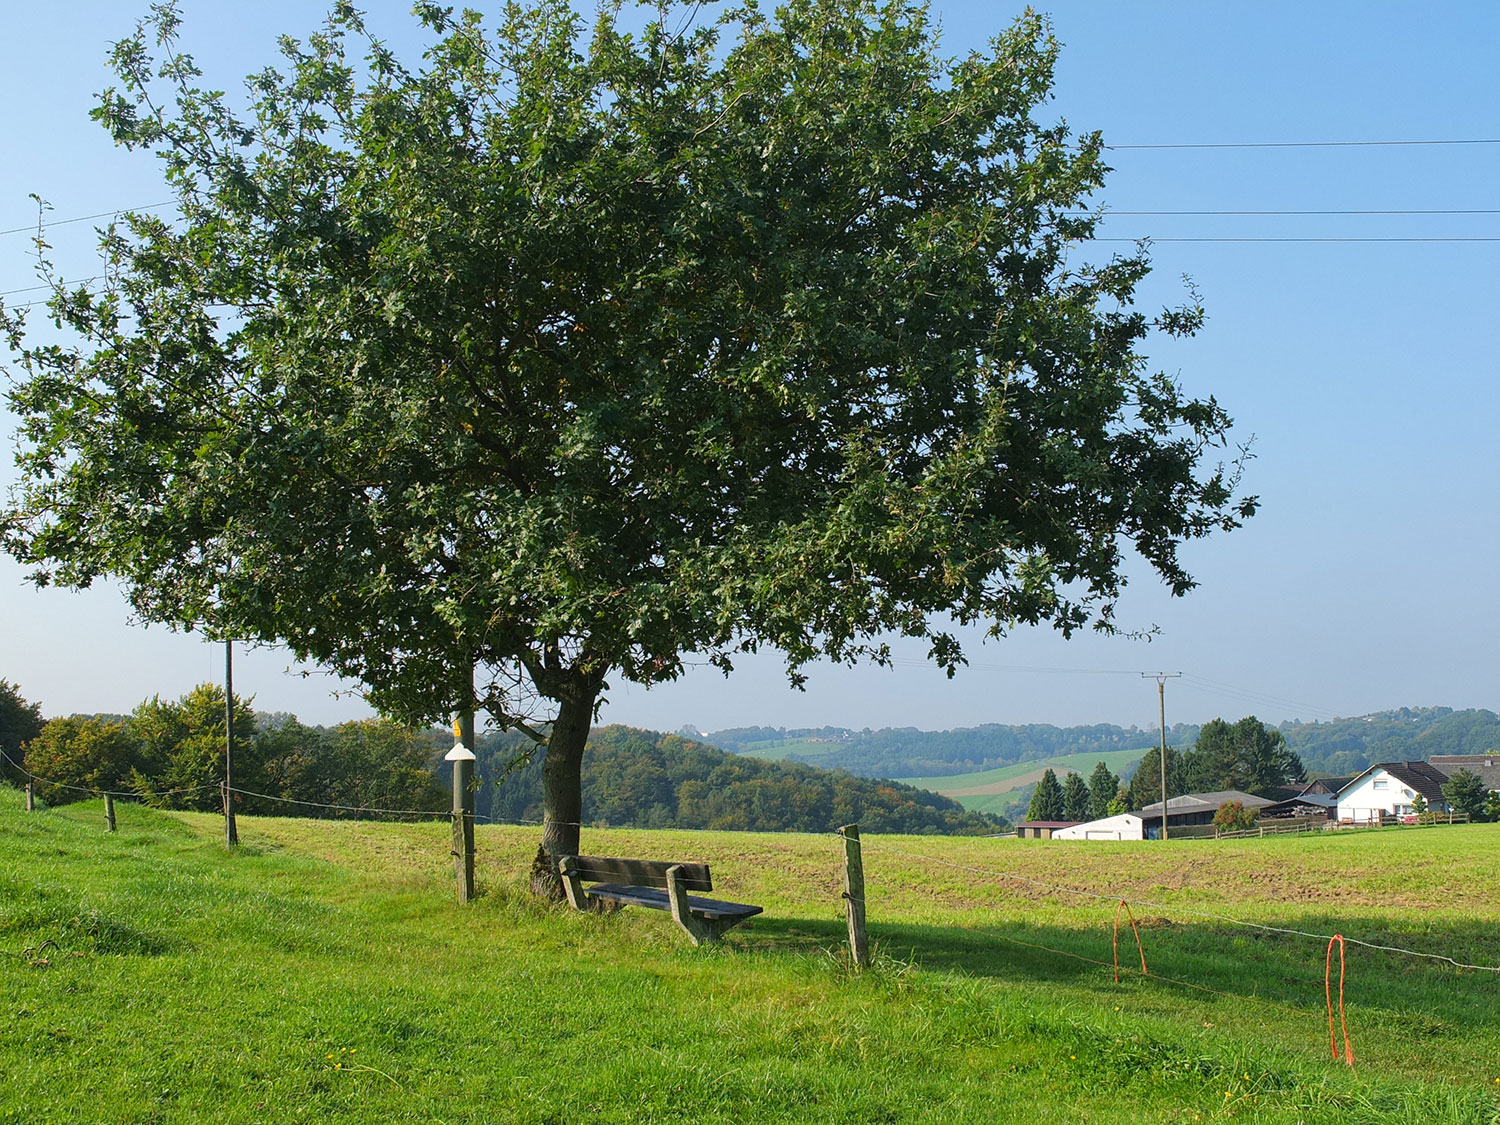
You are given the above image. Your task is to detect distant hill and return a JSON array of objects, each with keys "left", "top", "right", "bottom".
[
  {"left": 704, "top": 707, "right": 1500, "bottom": 785},
  {"left": 705, "top": 722, "right": 1200, "bottom": 779},
  {"left": 1280, "top": 707, "right": 1500, "bottom": 777},
  {"left": 475, "top": 725, "right": 1004, "bottom": 835}
]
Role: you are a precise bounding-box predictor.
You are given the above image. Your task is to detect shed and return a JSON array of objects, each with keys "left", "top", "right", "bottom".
[
  {"left": 1014, "top": 820, "right": 1081, "bottom": 839},
  {"left": 1051, "top": 813, "right": 1146, "bottom": 841}
]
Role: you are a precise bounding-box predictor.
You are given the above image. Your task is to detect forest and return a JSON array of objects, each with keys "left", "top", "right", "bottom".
[
  {"left": 2, "top": 681, "right": 1001, "bottom": 835},
  {"left": 707, "top": 708, "right": 1500, "bottom": 781},
  {"left": 476, "top": 725, "right": 1003, "bottom": 835}
]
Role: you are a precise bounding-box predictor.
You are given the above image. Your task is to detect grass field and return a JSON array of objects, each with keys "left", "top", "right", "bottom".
[
  {"left": 896, "top": 748, "right": 1147, "bottom": 814},
  {"left": 4, "top": 786, "right": 1500, "bottom": 1123},
  {"left": 731, "top": 737, "right": 844, "bottom": 761}
]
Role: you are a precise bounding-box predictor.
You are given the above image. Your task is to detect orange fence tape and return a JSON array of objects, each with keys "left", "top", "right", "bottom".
[
  {"left": 1325, "top": 934, "right": 1355, "bottom": 1066},
  {"left": 1113, "top": 899, "right": 1149, "bottom": 983}
]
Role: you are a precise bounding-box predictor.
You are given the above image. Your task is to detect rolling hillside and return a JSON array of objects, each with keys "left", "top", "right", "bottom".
[{"left": 896, "top": 748, "right": 1145, "bottom": 817}]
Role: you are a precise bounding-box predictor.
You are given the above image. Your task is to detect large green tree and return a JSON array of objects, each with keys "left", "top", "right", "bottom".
[
  {"left": 1086, "top": 759, "right": 1118, "bottom": 820},
  {"left": 1060, "top": 769, "right": 1089, "bottom": 820},
  {"left": 1027, "top": 768, "right": 1064, "bottom": 822},
  {"left": 0, "top": 0, "right": 1254, "bottom": 887},
  {"left": 1182, "top": 716, "right": 1304, "bottom": 797},
  {"left": 1440, "top": 768, "right": 1488, "bottom": 821},
  {"left": 20, "top": 716, "right": 142, "bottom": 804},
  {"left": 0, "top": 680, "right": 45, "bottom": 784}
]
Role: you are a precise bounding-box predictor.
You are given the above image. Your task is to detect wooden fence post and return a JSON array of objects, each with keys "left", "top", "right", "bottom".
[
  {"left": 840, "top": 824, "right": 870, "bottom": 970},
  {"left": 104, "top": 793, "right": 116, "bottom": 832},
  {"left": 25, "top": 780, "right": 35, "bottom": 812},
  {"left": 446, "top": 721, "right": 477, "bottom": 903}
]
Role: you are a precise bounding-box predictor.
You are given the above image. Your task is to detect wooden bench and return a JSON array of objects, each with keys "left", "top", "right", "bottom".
[{"left": 557, "top": 855, "right": 763, "bottom": 945}]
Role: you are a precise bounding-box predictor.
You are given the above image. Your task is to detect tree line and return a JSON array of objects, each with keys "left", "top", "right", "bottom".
[
  {"left": 1026, "top": 716, "right": 1308, "bottom": 822},
  {"left": 6, "top": 679, "right": 1002, "bottom": 834},
  {"left": 4, "top": 681, "right": 448, "bottom": 817},
  {"left": 477, "top": 725, "right": 1004, "bottom": 835}
]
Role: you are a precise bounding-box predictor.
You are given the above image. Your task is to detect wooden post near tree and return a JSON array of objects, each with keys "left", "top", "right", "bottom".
[
  {"left": 447, "top": 710, "right": 477, "bottom": 903},
  {"left": 25, "top": 780, "right": 35, "bottom": 812},
  {"left": 840, "top": 823, "right": 870, "bottom": 970},
  {"left": 104, "top": 793, "right": 116, "bottom": 832},
  {"left": 223, "top": 640, "right": 239, "bottom": 848}
]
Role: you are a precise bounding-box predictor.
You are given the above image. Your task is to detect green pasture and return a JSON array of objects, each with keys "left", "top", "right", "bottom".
[
  {"left": 3, "top": 786, "right": 1499, "bottom": 1123},
  {"left": 896, "top": 747, "right": 1146, "bottom": 809},
  {"left": 733, "top": 737, "right": 844, "bottom": 761}
]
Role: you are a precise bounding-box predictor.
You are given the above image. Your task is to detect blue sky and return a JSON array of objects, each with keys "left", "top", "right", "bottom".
[{"left": 1, "top": 1, "right": 1496, "bottom": 734}]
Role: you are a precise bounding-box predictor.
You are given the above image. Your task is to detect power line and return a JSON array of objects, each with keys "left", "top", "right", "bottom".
[
  {"left": 0, "top": 202, "right": 175, "bottom": 238},
  {"left": 1076, "top": 208, "right": 1499, "bottom": 216},
  {"left": 1090, "top": 236, "right": 1500, "bottom": 243},
  {"left": 1104, "top": 138, "right": 1500, "bottom": 150}
]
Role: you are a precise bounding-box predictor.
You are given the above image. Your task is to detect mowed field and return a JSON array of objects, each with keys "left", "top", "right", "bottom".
[
  {"left": 4, "top": 785, "right": 1500, "bottom": 1123},
  {"left": 730, "top": 737, "right": 844, "bottom": 762},
  {"left": 896, "top": 748, "right": 1146, "bottom": 814}
]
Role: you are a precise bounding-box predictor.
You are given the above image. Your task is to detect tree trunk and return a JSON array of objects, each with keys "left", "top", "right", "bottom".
[{"left": 530, "top": 688, "right": 596, "bottom": 899}]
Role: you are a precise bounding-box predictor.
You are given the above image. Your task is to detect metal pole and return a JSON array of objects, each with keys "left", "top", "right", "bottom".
[{"left": 224, "top": 640, "right": 238, "bottom": 847}]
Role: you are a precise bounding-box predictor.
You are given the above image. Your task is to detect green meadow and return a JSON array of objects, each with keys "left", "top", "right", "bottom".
[
  {"left": 3, "top": 786, "right": 1499, "bottom": 1123},
  {"left": 730, "top": 737, "right": 844, "bottom": 762},
  {"left": 896, "top": 748, "right": 1147, "bottom": 814}
]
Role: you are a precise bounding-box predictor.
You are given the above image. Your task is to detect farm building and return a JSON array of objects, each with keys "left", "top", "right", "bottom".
[
  {"left": 1428, "top": 755, "right": 1500, "bottom": 793},
  {"left": 1336, "top": 762, "right": 1451, "bottom": 822},
  {"left": 1014, "top": 821, "right": 1081, "bottom": 839},
  {"left": 1135, "top": 790, "right": 1276, "bottom": 838},
  {"left": 1052, "top": 813, "right": 1145, "bottom": 841}
]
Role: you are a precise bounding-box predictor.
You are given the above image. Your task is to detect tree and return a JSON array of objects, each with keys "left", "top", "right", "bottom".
[
  {"left": 128, "top": 685, "right": 257, "bottom": 811},
  {"left": 1127, "top": 744, "right": 1185, "bottom": 810},
  {"left": 1211, "top": 800, "right": 1256, "bottom": 833},
  {"left": 0, "top": 680, "right": 44, "bottom": 785},
  {"left": 1483, "top": 790, "right": 1500, "bottom": 824},
  {"left": 1440, "top": 768, "right": 1487, "bottom": 821},
  {"left": 0, "top": 1, "right": 1254, "bottom": 890},
  {"left": 1181, "top": 716, "right": 1304, "bottom": 796},
  {"left": 1086, "top": 760, "right": 1118, "bottom": 820},
  {"left": 1061, "top": 770, "right": 1089, "bottom": 821},
  {"left": 1027, "top": 769, "right": 1065, "bottom": 822},
  {"left": 1105, "top": 787, "right": 1130, "bottom": 817},
  {"left": 19, "top": 716, "right": 142, "bottom": 804}
]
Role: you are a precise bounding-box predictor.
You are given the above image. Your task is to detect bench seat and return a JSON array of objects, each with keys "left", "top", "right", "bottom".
[
  {"left": 582, "top": 882, "right": 764, "bottom": 922},
  {"left": 559, "top": 854, "right": 762, "bottom": 944}
]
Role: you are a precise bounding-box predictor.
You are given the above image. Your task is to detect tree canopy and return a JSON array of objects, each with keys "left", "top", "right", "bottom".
[
  {"left": 1181, "top": 716, "right": 1304, "bottom": 797},
  {"left": 1, "top": 0, "right": 1254, "bottom": 877},
  {"left": 1026, "top": 768, "right": 1064, "bottom": 821},
  {"left": 0, "top": 680, "right": 44, "bottom": 784}
]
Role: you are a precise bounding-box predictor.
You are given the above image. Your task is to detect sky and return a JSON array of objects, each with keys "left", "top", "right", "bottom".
[{"left": 1, "top": 1, "right": 1496, "bottom": 736}]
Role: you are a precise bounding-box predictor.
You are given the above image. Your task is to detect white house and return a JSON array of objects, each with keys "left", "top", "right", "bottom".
[
  {"left": 1336, "top": 762, "right": 1450, "bottom": 822},
  {"left": 1052, "top": 812, "right": 1145, "bottom": 841}
]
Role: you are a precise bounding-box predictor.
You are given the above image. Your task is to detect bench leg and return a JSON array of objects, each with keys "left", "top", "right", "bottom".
[
  {"left": 558, "top": 856, "right": 591, "bottom": 913},
  {"left": 666, "top": 864, "right": 717, "bottom": 945}
]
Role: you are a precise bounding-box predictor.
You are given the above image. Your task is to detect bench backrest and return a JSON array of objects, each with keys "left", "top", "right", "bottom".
[{"left": 571, "top": 854, "right": 713, "bottom": 892}]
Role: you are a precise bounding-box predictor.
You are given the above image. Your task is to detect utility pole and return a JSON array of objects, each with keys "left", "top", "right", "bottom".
[
  {"left": 224, "top": 640, "right": 239, "bottom": 848},
  {"left": 1142, "top": 673, "right": 1181, "bottom": 841}
]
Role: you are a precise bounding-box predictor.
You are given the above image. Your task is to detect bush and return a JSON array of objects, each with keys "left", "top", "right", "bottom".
[{"left": 1212, "top": 800, "right": 1257, "bottom": 833}]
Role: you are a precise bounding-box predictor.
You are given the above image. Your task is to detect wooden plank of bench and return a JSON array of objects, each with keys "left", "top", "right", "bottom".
[
  {"left": 583, "top": 883, "right": 764, "bottom": 921},
  {"left": 571, "top": 855, "right": 713, "bottom": 892}
]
